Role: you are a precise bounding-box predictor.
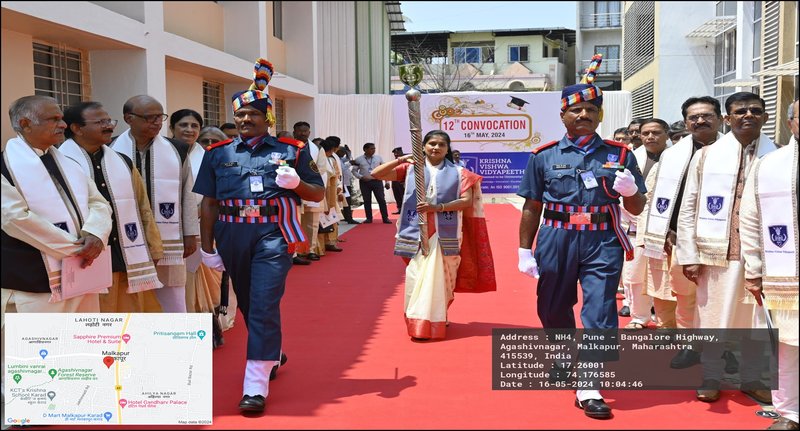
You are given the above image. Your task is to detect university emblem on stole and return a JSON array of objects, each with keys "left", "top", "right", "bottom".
[
  {"left": 406, "top": 209, "right": 417, "bottom": 221},
  {"left": 656, "top": 197, "right": 670, "bottom": 214},
  {"left": 769, "top": 225, "right": 788, "bottom": 248},
  {"left": 706, "top": 196, "right": 724, "bottom": 216},
  {"left": 124, "top": 222, "right": 138, "bottom": 242},
  {"left": 159, "top": 202, "right": 175, "bottom": 219}
]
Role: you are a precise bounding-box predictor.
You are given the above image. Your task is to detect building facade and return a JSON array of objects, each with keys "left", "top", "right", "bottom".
[
  {"left": 390, "top": 28, "right": 576, "bottom": 93},
  {"left": 1, "top": 1, "right": 399, "bottom": 143},
  {"left": 575, "top": 0, "right": 623, "bottom": 91},
  {"left": 621, "top": 1, "right": 798, "bottom": 142}
]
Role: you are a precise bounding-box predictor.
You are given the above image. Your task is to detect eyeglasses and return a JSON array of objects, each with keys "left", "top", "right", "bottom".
[
  {"left": 199, "top": 138, "right": 221, "bottom": 146},
  {"left": 129, "top": 113, "right": 168, "bottom": 123},
  {"left": 84, "top": 119, "right": 118, "bottom": 127},
  {"left": 686, "top": 113, "right": 717, "bottom": 123},
  {"left": 731, "top": 107, "right": 765, "bottom": 116}
]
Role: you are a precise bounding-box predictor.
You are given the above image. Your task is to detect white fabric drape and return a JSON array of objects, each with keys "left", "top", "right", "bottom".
[{"left": 315, "top": 93, "right": 396, "bottom": 168}]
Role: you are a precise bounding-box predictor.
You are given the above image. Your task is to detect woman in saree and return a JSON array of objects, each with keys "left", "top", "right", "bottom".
[{"left": 372, "top": 130, "right": 494, "bottom": 340}]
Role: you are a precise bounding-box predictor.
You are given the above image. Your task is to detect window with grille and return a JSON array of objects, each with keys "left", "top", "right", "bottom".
[
  {"left": 33, "top": 42, "right": 89, "bottom": 108},
  {"left": 594, "top": 45, "right": 621, "bottom": 74},
  {"left": 623, "top": 1, "right": 655, "bottom": 78},
  {"left": 508, "top": 46, "right": 529, "bottom": 63},
  {"left": 631, "top": 80, "right": 654, "bottom": 119},
  {"left": 202, "top": 81, "right": 223, "bottom": 127},
  {"left": 453, "top": 44, "right": 494, "bottom": 64},
  {"left": 273, "top": 1, "right": 283, "bottom": 40},
  {"left": 273, "top": 98, "right": 286, "bottom": 134}
]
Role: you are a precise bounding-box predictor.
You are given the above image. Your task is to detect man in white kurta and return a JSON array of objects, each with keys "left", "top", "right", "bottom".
[
  {"left": 621, "top": 119, "right": 672, "bottom": 329},
  {"left": 677, "top": 92, "right": 777, "bottom": 403},
  {"left": 740, "top": 99, "right": 799, "bottom": 430},
  {"left": 2, "top": 95, "right": 113, "bottom": 403}
]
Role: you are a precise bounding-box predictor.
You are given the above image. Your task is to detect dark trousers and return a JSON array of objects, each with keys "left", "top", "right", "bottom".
[
  {"left": 533, "top": 226, "right": 623, "bottom": 330},
  {"left": 342, "top": 185, "right": 355, "bottom": 221},
  {"left": 215, "top": 221, "right": 290, "bottom": 361},
  {"left": 391, "top": 181, "right": 404, "bottom": 211},
  {"left": 359, "top": 179, "right": 389, "bottom": 221}
]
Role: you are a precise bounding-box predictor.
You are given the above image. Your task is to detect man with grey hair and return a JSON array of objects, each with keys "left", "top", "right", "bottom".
[
  {"left": 2, "top": 95, "right": 113, "bottom": 398},
  {"left": 111, "top": 95, "right": 199, "bottom": 312}
]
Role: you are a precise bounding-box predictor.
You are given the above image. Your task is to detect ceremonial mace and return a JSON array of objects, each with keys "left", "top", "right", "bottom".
[{"left": 399, "top": 64, "right": 429, "bottom": 256}]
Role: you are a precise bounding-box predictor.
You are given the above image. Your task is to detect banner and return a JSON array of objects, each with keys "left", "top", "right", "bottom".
[{"left": 392, "top": 92, "right": 568, "bottom": 194}]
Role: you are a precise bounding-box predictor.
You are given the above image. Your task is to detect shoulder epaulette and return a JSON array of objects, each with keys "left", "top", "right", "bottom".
[
  {"left": 208, "top": 138, "right": 233, "bottom": 150},
  {"left": 532, "top": 140, "right": 559, "bottom": 154},
  {"left": 278, "top": 136, "right": 306, "bottom": 149},
  {"left": 603, "top": 139, "right": 629, "bottom": 164}
]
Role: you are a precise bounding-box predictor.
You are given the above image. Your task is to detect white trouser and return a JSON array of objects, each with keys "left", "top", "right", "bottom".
[
  {"left": 622, "top": 241, "right": 651, "bottom": 324},
  {"left": 773, "top": 342, "right": 799, "bottom": 423},
  {"left": 155, "top": 285, "right": 187, "bottom": 312},
  {"left": 243, "top": 359, "right": 280, "bottom": 397}
]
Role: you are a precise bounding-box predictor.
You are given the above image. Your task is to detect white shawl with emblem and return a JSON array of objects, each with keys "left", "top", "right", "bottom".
[
  {"left": 61, "top": 139, "right": 162, "bottom": 293},
  {"left": 751, "top": 140, "right": 798, "bottom": 308},
  {"left": 640, "top": 133, "right": 723, "bottom": 259},
  {"left": 692, "top": 132, "right": 776, "bottom": 266},
  {"left": 4, "top": 136, "right": 90, "bottom": 302},
  {"left": 111, "top": 130, "right": 184, "bottom": 266}
]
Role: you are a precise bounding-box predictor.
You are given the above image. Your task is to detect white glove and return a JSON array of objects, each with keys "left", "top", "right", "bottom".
[
  {"left": 613, "top": 169, "right": 638, "bottom": 197},
  {"left": 201, "top": 249, "right": 226, "bottom": 272},
  {"left": 517, "top": 248, "right": 540, "bottom": 279},
  {"left": 276, "top": 166, "right": 301, "bottom": 189}
]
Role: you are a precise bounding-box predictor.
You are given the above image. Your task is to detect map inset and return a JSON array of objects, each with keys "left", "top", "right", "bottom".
[{"left": 4, "top": 313, "right": 212, "bottom": 425}]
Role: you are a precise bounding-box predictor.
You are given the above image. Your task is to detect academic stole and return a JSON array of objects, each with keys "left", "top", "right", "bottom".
[
  {"left": 60, "top": 139, "right": 162, "bottom": 293},
  {"left": 641, "top": 134, "right": 695, "bottom": 259},
  {"left": 112, "top": 130, "right": 184, "bottom": 266},
  {"left": 695, "top": 132, "right": 776, "bottom": 266},
  {"left": 754, "top": 141, "right": 798, "bottom": 309},
  {"left": 4, "top": 137, "right": 88, "bottom": 302}
]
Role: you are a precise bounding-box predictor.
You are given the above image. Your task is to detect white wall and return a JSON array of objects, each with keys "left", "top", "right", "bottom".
[
  {"left": 656, "top": 2, "right": 716, "bottom": 121},
  {"left": 317, "top": 1, "right": 357, "bottom": 94}
]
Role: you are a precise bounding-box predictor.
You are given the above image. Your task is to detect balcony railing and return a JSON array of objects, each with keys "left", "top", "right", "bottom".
[
  {"left": 580, "top": 58, "right": 621, "bottom": 75},
  {"left": 580, "top": 13, "right": 622, "bottom": 29}
]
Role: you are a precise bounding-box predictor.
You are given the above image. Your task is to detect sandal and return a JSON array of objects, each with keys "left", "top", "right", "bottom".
[{"left": 624, "top": 321, "right": 646, "bottom": 330}]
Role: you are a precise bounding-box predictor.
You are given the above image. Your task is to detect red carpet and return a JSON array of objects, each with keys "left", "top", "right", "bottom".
[{"left": 36, "top": 204, "right": 775, "bottom": 430}]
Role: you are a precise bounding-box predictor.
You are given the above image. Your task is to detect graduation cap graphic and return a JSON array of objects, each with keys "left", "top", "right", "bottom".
[{"left": 507, "top": 96, "right": 529, "bottom": 111}]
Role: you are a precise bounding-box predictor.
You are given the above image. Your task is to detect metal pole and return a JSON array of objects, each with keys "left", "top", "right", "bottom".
[{"left": 400, "top": 65, "right": 428, "bottom": 256}]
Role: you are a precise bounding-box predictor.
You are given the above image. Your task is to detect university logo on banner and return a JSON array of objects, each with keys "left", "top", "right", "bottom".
[
  {"left": 706, "top": 196, "right": 724, "bottom": 216},
  {"left": 769, "top": 225, "right": 788, "bottom": 248},
  {"left": 124, "top": 222, "right": 138, "bottom": 242},
  {"left": 656, "top": 197, "right": 670, "bottom": 214},
  {"left": 159, "top": 202, "right": 175, "bottom": 219}
]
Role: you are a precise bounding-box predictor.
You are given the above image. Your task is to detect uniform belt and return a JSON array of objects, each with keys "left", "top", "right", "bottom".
[
  {"left": 543, "top": 208, "right": 610, "bottom": 225},
  {"left": 218, "top": 205, "right": 279, "bottom": 218}
]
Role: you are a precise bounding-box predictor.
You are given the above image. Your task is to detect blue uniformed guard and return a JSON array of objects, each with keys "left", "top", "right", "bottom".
[
  {"left": 516, "top": 54, "right": 646, "bottom": 419},
  {"left": 193, "top": 58, "right": 324, "bottom": 413}
]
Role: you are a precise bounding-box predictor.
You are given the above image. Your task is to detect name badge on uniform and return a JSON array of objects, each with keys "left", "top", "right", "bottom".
[
  {"left": 579, "top": 170, "right": 599, "bottom": 189},
  {"left": 249, "top": 174, "right": 264, "bottom": 192}
]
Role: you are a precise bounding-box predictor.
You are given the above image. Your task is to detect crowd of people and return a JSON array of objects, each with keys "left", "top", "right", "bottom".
[
  {"left": 516, "top": 72, "right": 797, "bottom": 426},
  {"left": 1, "top": 55, "right": 797, "bottom": 429}
]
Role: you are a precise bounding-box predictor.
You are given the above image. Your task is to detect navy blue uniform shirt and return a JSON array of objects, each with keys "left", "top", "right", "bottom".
[
  {"left": 193, "top": 135, "right": 323, "bottom": 201},
  {"left": 517, "top": 135, "right": 646, "bottom": 206}
]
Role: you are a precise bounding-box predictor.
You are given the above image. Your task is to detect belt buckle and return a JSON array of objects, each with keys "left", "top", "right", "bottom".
[
  {"left": 239, "top": 205, "right": 261, "bottom": 217},
  {"left": 569, "top": 212, "right": 591, "bottom": 225}
]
